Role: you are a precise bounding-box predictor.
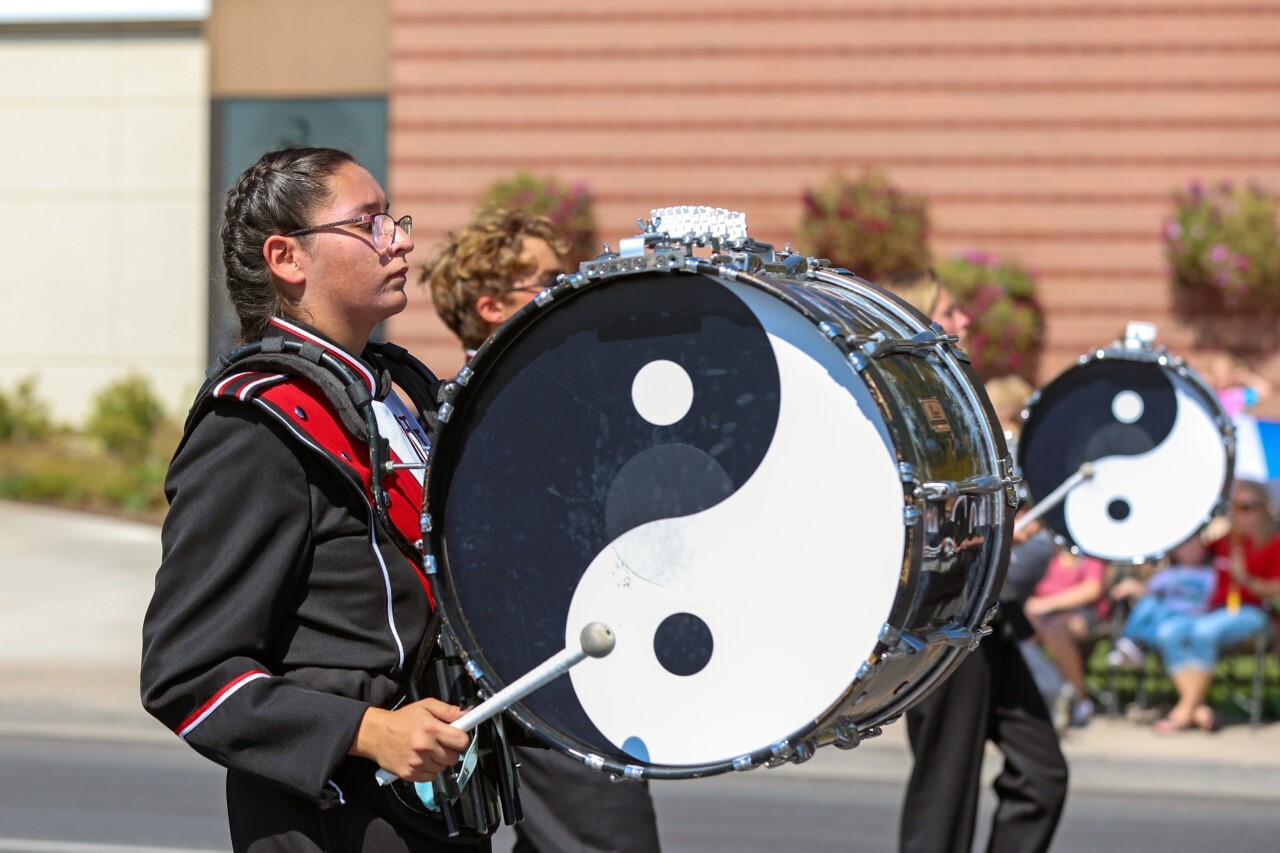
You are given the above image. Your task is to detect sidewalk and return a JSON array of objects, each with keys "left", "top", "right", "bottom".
[{"left": 2, "top": 500, "right": 1278, "bottom": 800}]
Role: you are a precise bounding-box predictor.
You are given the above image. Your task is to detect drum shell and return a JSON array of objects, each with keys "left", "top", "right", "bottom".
[{"left": 425, "top": 264, "right": 1013, "bottom": 777}]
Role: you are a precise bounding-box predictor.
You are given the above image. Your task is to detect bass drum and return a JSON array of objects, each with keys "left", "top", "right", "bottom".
[
  {"left": 424, "top": 255, "right": 1016, "bottom": 779},
  {"left": 1018, "top": 342, "right": 1233, "bottom": 562}
]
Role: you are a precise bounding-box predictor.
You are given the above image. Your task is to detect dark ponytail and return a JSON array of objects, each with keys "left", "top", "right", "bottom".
[{"left": 220, "top": 147, "right": 356, "bottom": 342}]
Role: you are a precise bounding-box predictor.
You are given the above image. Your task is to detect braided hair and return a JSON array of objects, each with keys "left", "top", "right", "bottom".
[{"left": 220, "top": 147, "right": 356, "bottom": 343}]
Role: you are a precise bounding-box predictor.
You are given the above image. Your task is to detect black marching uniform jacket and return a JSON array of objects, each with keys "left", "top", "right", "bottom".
[{"left": 140, "top": 317, "right": 477, "bottom": 851}]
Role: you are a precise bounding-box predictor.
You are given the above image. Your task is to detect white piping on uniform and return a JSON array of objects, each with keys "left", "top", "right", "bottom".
[
  {"left": 178, "top": 672, "right": 269, "bottom": 738},
  {"left": 259, "top": 410, "right": 406, "bottom": 672}
]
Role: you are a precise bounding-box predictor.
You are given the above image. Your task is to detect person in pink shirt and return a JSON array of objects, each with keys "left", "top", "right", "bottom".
[{"left": 1026, "top": 549, "right": 1111, "bottom": 727}]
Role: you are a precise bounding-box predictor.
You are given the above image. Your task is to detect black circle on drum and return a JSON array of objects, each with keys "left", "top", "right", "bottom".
[{"left": 653, "top": 612, "right": 714, "bottom": 677}]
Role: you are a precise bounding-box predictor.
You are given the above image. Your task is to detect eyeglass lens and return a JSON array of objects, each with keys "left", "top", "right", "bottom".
[{"left": 374, "top": 214, "right": 412, "bottom": 250}]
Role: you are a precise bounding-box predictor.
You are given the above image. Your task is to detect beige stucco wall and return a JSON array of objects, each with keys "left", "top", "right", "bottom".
[{"left": 0, "top": 30, "right": 208, "bottom": 425}]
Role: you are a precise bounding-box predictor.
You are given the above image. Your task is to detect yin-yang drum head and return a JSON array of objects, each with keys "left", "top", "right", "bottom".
[
  {"left": 427, "top": 266, "right": 1011, "bottom": 778},
  {"left": 1018, "top": 352, "right": 1232, "bottom": 562}
]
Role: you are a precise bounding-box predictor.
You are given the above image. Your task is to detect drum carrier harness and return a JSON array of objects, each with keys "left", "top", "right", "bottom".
[{"left": 190, "top": 334, "right": 523, "bottom": 840}]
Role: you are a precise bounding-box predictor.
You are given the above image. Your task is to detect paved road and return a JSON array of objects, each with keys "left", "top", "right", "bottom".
[{"left": 2, "top": 734, "right": 1277, "bottom": 853}]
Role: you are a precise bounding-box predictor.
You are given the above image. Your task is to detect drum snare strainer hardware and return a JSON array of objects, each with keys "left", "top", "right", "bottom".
[{"left": 423, "top": 207, "right": 1017, "bottom": 779}]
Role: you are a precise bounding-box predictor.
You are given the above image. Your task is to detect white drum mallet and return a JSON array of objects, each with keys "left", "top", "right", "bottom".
[{"left": 375, "top": 621, "right": 616, "bottom": 786}]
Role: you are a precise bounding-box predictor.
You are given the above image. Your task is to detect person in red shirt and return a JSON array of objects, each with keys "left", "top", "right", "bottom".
[{"left": 1151, "top": 479, "right": 1280, "bottom": 732}]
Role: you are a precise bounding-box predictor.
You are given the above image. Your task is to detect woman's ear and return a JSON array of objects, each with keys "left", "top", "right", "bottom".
[{"left": 264, "top": 234, "right": 306, "bottom": 287}]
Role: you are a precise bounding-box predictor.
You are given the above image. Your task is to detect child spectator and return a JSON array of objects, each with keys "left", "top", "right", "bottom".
[
  {"left": 1026, "top": 548, "right": 1111, "bottom": 727},
  {"left": 1107, "top": 536, "right": 1216, "bottom": 670}
]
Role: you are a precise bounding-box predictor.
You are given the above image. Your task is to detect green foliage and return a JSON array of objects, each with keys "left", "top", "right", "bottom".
[
  {"left": 0, "top": 376, "right": 56, "bottom": 442},
  {"left": 0, "top": 440, "right": 169, "bottom": 515},
  {"left": 85, "top": 373, "right": 168, "bottom": 463},
  {"left": 936, "top": 251, "right": 1046, "bottom": 383},
  {"left": 0, "top": 374, "right": 175, "bottom": 520},
  {"left": 478, "top": 172, "right": 599, "bottom": 268},
  {"left": 795, "top": 170, "right": 931, "bottom": 282},
  {"left": 1164, "top": 180, "right": 1280, "bottom": 317}
]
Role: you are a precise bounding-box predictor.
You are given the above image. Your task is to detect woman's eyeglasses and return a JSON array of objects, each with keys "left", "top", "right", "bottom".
[
  {"left": 1233, "top": 502, "right": 1262, "bottom": 512},
  {"left": 286, "top": 213, "right": 412, "bottom": 252}
]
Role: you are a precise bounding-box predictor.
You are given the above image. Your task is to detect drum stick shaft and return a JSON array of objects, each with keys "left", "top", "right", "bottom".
[
  {"left": 375, "top": 622, "right": 615, "bottom": 786},
  {"left": 453, "top": 645, "right": 587, "bottom": 733},
  {"left": 1014, "top": 462, "right": 1095, "bottom": 533}
]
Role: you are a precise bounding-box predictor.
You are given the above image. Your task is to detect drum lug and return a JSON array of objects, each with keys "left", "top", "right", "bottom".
[
  {"left": 899, "top": 464, "right": 923, "bottom": 526},
  {"left": 732, "top": 755, "right": 755, "bottom": 772},
  {"left": 982, "top": 602, "right": 1001, "bottom": 630},
  {"left": 1000, "top": 457, "right": 1022, "bottom": 507},
  {"left": 917, "top": 480, "right": 958, "bottom": 501},
  {"left": 917, "top": 474, "right": 1010, "bottom": 501},
  {"left": 437, "top": 402, "right": 454, "bottom": 423},
  {"left": 880, "top": 630, "right": 927, "bottom": 661},
  {"left": 928, "top": 623, "right": 990, "bottom": 653},
  {"left": 769, "top": 739, "right": 793, "bottom": 764},
  {"left": 828, "top": 717, "right": 864, "bottom": 750},
  {"left": 465, "top": 659, "right": 484, "bottom": 681},
  {"left": 878, "top": 622, "right": 903, "bottom": 647},
  {"left": 622, "top": 765, "right": 645, "bottom": 781},
  {"left": 860, "top": 327, "right": 960, "bottom": 360},
  {"left": 767, "top": 738, "right": 815, "bottom": 767},
  {"left": 420, "top": 512, "right": 433, "bottom": 533},
  {"left": 583, "top": 754, "right": 606, "bottom": 772},
  {"left": 455, "top": 365, "right": 474, "bottom": 387},
  {"left": 423, "top": 555, "right": 438, "bottom": 576}
]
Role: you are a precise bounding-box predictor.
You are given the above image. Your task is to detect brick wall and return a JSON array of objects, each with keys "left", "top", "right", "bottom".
[{"left": 386, "top": 0, "right": 1280, "bottom": 415}]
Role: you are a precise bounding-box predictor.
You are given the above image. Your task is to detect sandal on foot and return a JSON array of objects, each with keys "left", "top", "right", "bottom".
[
  {"left": 1192, "top": 705, "right": 1218, "bottom": 733},
  {"left": 1153, "top": 716, "right": 1193, "bottom": 734}
]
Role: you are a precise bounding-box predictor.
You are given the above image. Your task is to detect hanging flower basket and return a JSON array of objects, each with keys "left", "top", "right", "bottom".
[
  {"left": 478, "top": 172, "right": 599, "bottom": 269},
  {"left": 795, "top": 170, "right": 931, "bottom": 282},
  {"left": 936, "top": 251, "right": 1046, "bottom": 383},
  {"left": 1164, "top": 180, "right": 1280, "bottom": 319}
]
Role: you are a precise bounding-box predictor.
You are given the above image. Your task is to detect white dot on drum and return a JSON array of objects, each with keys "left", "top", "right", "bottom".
[
  {"left": 1112, "top": 390, "right": 1144, "bottom": 424},
  {"left": 632, "top": 360, "right": 694, "bottom": 426}
]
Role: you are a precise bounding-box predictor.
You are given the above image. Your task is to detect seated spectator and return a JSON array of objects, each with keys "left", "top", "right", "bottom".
[
  {"left": 1150, "top": 479, "right": 1280, "bottom": 733},
  {"left": 1025, "top": 548, "right": 1111, "bottom": 727},
  {"left": 1107, "top": 536, "right": 1216, "bottom": 670}
]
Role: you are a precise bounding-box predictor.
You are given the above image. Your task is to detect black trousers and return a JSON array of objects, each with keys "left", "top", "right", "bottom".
[
  {"left": 899, "top": 630, "right": 1068, "bottom": 853},
  {"left": 512, "top": 747, "right": 662, "bottom": 853},
  {"left": 227, "top": 768, "right": 492, "bottom": 853}
]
